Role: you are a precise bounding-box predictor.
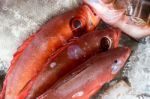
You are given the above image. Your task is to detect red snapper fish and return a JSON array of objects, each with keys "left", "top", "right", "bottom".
[{"left": 38, "top": 47, "right": 131, "bottom": 99}]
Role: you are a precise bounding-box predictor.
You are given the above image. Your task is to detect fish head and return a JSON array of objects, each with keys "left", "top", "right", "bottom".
[
  {"left": 70, "top": 5, "right": 100, "bottom": 36},
  {"left": 111, "top": 47, "right": 131, "bottom": 75},
  {"left": 97, "top": 28, "right": 121, "bottom": 51},
  {"left": 81, "top": 5, "right": 100, "bottom": 31},
  {"left": 99, "top": 47, "right": 131, "bottom": 79}
]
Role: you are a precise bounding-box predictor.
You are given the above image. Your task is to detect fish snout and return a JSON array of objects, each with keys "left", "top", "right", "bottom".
[
  {"left": 81, "top": 5, "right": 100, "bottom": 31},
  {"left": 110, "top": 47, "right": 131, "bottom": 75}
]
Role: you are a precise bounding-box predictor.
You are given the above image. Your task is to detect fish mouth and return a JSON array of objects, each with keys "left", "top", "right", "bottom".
[
  {"left": 123, "top": 47, "right": 132, "bottom": 60},
  {"left": 119, "top": 47, "right": 131, "bottom": 68},
  {"left": 82, "top": 4, "right": 100, "bottom": 30},
  {"left": 83, "top": 0, "right": 99, "bottom": 16}
]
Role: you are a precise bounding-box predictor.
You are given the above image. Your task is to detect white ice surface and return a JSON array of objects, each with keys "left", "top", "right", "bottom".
[
  {"left": 125, "top": 37, "right": 150, "bottom": 95},
  {"left": 0, "top": 0, "right": 150, "bottom": 99},
  {"left": 101, "top": 81, "right": 150, "bottom": 99}
]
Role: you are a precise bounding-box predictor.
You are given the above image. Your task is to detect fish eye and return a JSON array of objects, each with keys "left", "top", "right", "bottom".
[
  {"left": 114, "top": 60, "right": 118, "bottom": 64},
  {"left": 70, "top": 17, "right": 85, "bottom": 36},
  {"left": 100, "top": 36, "right": 112, "bottom": 51},
  {"left": 72, "top": 19, "right": 82, "bottom": 29},
  {"left": 111, "top": 59, "right": 121, "bottom": 74}
]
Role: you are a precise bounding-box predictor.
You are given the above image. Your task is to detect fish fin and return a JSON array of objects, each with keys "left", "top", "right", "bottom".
[
  {"left": 0, "top": 34, "right": 35, "bottom": 98},
  {"left": 6, "top": 34, "right": 35, "bottom": 76},
  {"left": 0, "top": 79, "right": 7, "bottom": 99}
]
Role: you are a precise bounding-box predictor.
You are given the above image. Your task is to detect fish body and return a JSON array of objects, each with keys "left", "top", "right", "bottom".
[{"left": 38, "top": 47, "right": 131, "bottom": 99}]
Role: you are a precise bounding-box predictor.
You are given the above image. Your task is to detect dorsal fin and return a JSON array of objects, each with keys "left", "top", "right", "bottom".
[
  {"left": 6, "top": 34, "right": 35, "bottom": 76},
  {"left": 0, "top": 34, "right": 35, "bottom": 98}
]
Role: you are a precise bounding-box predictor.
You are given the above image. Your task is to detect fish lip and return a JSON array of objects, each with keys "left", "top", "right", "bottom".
[
  {"left": 124, "top": 47, "right": 132, "bottom": 59},
  {"left": 124, "top": 47, "right": 132, "bottom": 55},
  {"left": 120, "top": 47, "right": 132, "bottom": 68},
  {"left": 120, "top": 47, "right": 132, "bottom": 59},
  {"left": 83, "top": 0, "right": 98, "bottom": 15}
]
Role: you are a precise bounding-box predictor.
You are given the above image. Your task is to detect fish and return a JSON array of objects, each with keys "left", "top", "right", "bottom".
[
  {"left": 38, "top": 47, "right": 131, "bottom": 99},
  {"left": 18, "top": 28, "right": 121, "bottom": 99},
  {"left": 0, "top": 5, "right": 100, "bottom": 99}
]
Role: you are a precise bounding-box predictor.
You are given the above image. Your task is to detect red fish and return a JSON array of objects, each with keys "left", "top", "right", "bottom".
[
  {"left": 38, "top": 47, "right": 131, "bottom": 99},
  {"left": 0, "top": 5, "right": 100, "bottom": 99},
  {"left": 18, "top": 28, "right": 121, "bottom": 98}
]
